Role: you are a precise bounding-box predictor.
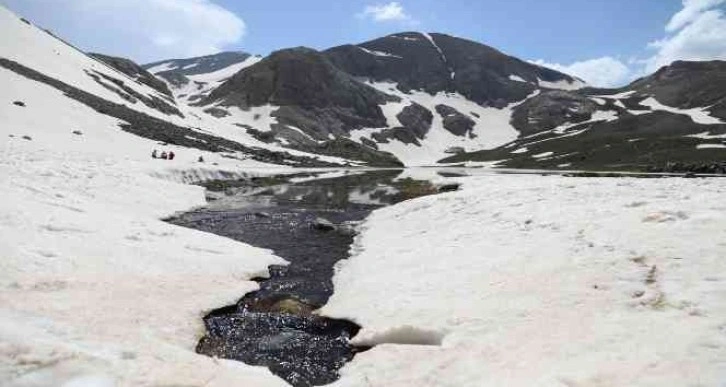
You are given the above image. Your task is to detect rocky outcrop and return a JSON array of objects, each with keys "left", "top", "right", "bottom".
[
  {"left": 397, "top": 103, "right": 433, "bottom": 138},
  {"left": 204, "top": 47, "right": 397, "bottom": 140},
  {"left": 435, "top": 104, "right": 475, "bottom": 137},
  {"left": 89, "top": 53, "right": 172, "bottom": 97},
  {"left": 325, "top": 32, "right": 582, "bottom": 106},
  {"left": 511, "top": 91, "right": 598, "bottom": 136},
  {"left": 629, "top": 60, "right": 726, "bottom": 120},
  {"left": 370, "top": 102, "right": 433, "bottom": 146}
]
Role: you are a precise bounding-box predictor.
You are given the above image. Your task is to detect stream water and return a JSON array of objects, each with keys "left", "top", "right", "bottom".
[{"left": 167, "top": 169, "right": 447, "bottom": 386}]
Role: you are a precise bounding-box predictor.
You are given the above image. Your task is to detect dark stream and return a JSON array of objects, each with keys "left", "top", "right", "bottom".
[{"left": 167, "top": 169, "right": 447, "bottom": 386}]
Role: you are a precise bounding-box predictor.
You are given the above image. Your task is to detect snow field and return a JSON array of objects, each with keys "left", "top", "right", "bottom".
[
  {"left": 325, "top": 174, "right": 726, "bottom": 386},
  {"left": 351, "top": 81, "right": 521, "bottom": 166},
  {"left": 1, "top": 63, "right": 293, "bottom": 386}
]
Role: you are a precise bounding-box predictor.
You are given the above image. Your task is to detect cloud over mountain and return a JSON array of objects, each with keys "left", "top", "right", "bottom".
[{"left": 3, "top": 0, "right": 245, "bottom": 62}]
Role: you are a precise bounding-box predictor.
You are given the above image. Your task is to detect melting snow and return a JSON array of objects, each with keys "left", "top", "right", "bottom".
[
  {"left": 532, "top": 151, "right": 554, "bottom": 158},
  {"left": 145, "top": 61, "right": 177, "bottom": 74},
  {"left": 357, "top": 46, "right": 403, "bottom": 59},
  {"left": 696, "top": 143, "right": 726, "bottom": 149},
  {"left": 351, "top": 81, "right": 522, "bottom": 166},
  {"left": 509, "top": 75, "right": 527, "bottom": 83},
  {"left": 688, "top": 131, "right": 726, "bottom": 139},
  {"left": 325, "top": 174, "right": 726, "bottom": 386},
  {"left": 537, "top": 78, "right": 587, "bottom": 91},
  {"left": 640, "top": 97, "right": 724, "bottom": 125},
  {"left": 420, "top": 32, "right": 455, "bottom": 81}
]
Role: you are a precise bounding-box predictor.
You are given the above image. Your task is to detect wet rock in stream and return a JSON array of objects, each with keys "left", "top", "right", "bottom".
[{"left": 167, "top": 170, "right": 441, "bottom": 386}]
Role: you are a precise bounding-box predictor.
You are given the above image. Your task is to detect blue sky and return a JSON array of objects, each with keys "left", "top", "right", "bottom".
[{"left": 2, "top": 0, "right": 725, "bottom": 87}]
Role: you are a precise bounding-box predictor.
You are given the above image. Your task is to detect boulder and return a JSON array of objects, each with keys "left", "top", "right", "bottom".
[
  {"left": 311, "top": 217, "right": 336, "bottom": 231},
  {"left": 435, "top": 104, "right": 475, "bottom": 136}
]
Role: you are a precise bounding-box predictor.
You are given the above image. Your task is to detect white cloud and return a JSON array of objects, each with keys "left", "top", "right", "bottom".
[
  {"left": 3, "top": 0, "right": 245, "bottom": 63},
  {"left": 359, "top": 2, "right": 411, "bottom": 22},
  {"left": 532, "top": 0, "right": 726, "bottom": 87},
  {"left": 531, "top": 57, "right": 632, "bottom": 88},
  {"left": 666, "top": 0, "right": 725, "bottom": 31},
  {"left": 645, "top": 0, "right": 726, "bottom": 72}
]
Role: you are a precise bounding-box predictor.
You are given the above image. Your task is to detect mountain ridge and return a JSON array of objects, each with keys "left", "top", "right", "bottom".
[{"left": 2, "top": 2, "right": 724, "bottom": 170}]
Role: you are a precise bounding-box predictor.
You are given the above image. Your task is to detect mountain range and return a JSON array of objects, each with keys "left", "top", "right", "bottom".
[{"left": 3, "top": 5, "right": 725, "bottom": 171}]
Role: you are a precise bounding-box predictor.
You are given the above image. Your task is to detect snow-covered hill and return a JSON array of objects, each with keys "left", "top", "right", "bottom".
[
  {"left": 0, "top": 6, "right": 307, "bottom": 386},
  {"left": 194, "top": 33, "right": 587, "bottom": 166},
  {"left": 144, "top": 52, "right": 262, "bottom": 105},
  {"left": 324, "top": 172, "right": 726, "bottom": 386},
  {"left": 0, "top": 6, "right": 358, "bottom": 168},
  {"left": 443, "top": 61, "right": 726, "bottom": 171}
]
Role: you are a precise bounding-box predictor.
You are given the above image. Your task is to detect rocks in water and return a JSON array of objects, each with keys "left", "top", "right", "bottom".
[
  {"left": 311, "top": 217, "right": 336, "bottom": 232},
  {"left": 198, "top": 312, "right": 361, "bottom": 387},
  {"left": 438, "top": 183, "right": 461, "bottom": 193},
  {"left": 336, "top": 221, "right": 358, "bottom": 236},
  {"left": 13, "top": 100, "right": 25, "bottom": 107},
  {"left": 268, "top": 298, "right": 316, "bottom": 315},
  {"left": 435, "top": 104, "right": 475, "bottom": 137}
]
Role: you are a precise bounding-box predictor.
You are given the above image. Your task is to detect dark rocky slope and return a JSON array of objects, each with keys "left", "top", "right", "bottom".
[
  {"left": 324, "top": 32, "right": 582, "bottom": 106},
  {"left": 90, "top": 53, "right": 173, "bottom": 97},
  {"left": 200, "top": 47, "right": 404, "bottom": 166},
  {"left": 441, "top": 61, "right": 726, "bottom": 172},
  {"left": 1, "top": 58, "right": 341, "bottom": 167},
  {"left": 628, "top": 60, "right": 726, "bottom": 120}
]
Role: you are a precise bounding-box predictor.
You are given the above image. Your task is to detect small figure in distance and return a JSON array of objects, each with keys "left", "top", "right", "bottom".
[
  {"left": 168, "top": 151, "right": 175, "bottom": 160},
  {"left": 151, "top": 149, "right": 158, "bottom": 159},
  {"left": 160, "top": 151, "right": 168, "bottom": 160},
  {"left": 198, "top": 155, "right": 204, "bottom": 163}
]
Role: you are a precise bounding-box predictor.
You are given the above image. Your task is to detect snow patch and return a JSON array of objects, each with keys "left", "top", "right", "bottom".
[
  {"left": 420, "top": 32, "right": 454, "bottom": 80},
  {"left": 508, "top": 75, "right": 527, "bottom": 83},
  {"left": 351, "top": 81, "right": 521, "bottom": 166},
  {"left": 537, "top": 78, "right": 587, "bottom": 91},
  {"left": 532, "top": 151, "right": 554, "bottom": 159},
  {"left": 640, "top": 97, "right": 724, "bottom": 125},
  {"left": 357, "top": 46, "right": 403, "bottom": 59},
  {"left": 687, "top": 131, "right": 726, "bottom": 140},
  {"left": 145, "top": 61, "right": 176, "bottom": 74},
  {"left": 696, "top": 143, "right": 726, "bottom": 149}
]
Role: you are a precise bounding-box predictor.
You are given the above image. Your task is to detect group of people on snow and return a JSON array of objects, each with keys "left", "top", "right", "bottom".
[
  {"left": 151, "top": 149, "right": 175, "bottom": 160},
  {"left": 151, "top": 149, "right": 206, "bottom": 163}
]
